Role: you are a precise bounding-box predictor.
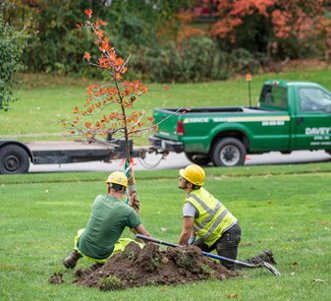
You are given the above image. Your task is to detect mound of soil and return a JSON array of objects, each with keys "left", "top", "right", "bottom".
[{"left": 73, "top": 242, "right": 238, "bottom": 291}]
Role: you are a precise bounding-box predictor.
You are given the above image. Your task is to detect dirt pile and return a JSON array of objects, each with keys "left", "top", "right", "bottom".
[{"left": 73, "top": 242, "right": 238, "bottom": 291}]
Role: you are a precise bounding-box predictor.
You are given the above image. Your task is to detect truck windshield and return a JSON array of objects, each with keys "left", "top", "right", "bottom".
[
  {"left": 298, "top": 87, "right": 331, "bottom": 112},
  {"left": 260, "top": 85, "right": 287, "bottom": 109}
]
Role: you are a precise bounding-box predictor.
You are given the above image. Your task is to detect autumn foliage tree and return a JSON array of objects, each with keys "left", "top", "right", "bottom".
[
  {"left": 63, "top": 9, "right": 154, "bottom": 204},
  {"left": 207, "top": 0, "right": 330, "bottom": 59}
]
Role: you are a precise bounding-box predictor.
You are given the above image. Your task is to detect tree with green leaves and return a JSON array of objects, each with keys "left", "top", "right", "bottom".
[{"left": 0, "top": 10, "right": 27, "bottom": 111}]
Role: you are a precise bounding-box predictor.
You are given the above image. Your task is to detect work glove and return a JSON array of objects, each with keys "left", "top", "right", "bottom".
[{"left": 188, "top": 235, "right": 196, "bottom": 245}]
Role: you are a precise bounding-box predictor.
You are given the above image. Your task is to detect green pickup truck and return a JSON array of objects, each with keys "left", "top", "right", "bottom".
[{"left": 149, "top": 80, "right": 331, "bottom": 166}]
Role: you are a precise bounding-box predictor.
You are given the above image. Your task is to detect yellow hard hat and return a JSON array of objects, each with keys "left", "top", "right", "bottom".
[
  {"left": 179, "top": 164, "right": 205, "bottom": 186},
  {"left": 106, "top": 171, "right": 128, "bottom": 188}
]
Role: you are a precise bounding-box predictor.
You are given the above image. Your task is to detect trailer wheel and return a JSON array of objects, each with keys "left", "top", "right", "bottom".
[
  {"left": 185, "top": 152, "right": 211, "bottom": 166},
  {"left": 0, "top": 144, "right": 30, "bottom": 174},
  {"left": 212, "top": 138, "right": 246, "bottom": 167}
]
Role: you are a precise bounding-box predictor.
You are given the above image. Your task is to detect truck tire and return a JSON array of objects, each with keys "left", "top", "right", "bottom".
[
  {"left": 0, "top": 144, "right": 30, "bottom": 174},
  {"left": 185, "top": 153, "right": 211, "bottom": 166},
  {"left": 212, "top": 138, "right": 246, "bottom": 167}
]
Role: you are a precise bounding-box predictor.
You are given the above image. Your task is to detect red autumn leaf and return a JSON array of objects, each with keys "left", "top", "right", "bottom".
[
  {"left": 85, "top": 9, "right": 92, "bottom": 19},
  {"left": 95, "top": 20, "right": 99, "bottom": 29},
  {"left": 85, "top": 122, "right": 92, "bottom": 128},
  {"left": 147, "top": 116, "right": 155, "bottom": 122},
  {"left": 73, "top": 106, "right": 79, "bottom": 114}
]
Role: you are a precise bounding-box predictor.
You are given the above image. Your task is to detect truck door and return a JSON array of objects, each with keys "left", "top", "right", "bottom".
[{"left": 294, "top": 87, "right": 331, "bottom": 150}]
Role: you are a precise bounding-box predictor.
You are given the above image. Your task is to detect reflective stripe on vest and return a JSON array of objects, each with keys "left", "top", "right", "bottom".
[
  {"left": 186, "top": 188, "right": 236, "bottom": 246},
  {"left": 189, "top": 194, "right": 223, "bottom": 230}
]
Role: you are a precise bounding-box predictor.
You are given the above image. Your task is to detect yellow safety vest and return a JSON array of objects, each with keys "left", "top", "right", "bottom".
[{"left": 185, "top": 187, "right": 237, "bottom": 246}]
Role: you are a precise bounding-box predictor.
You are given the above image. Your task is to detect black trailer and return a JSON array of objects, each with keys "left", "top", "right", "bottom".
[{"left": 0, "top": 139, "right": 148, "bottom": 174}]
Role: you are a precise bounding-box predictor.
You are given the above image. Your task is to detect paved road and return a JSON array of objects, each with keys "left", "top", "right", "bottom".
[{"left": 28, "top": 150, "right": 331, "bottom": 173}]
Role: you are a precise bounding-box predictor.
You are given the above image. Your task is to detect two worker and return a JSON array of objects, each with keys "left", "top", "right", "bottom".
[{"left": 64, "top": 164, "right": 275, "bottom": 270}]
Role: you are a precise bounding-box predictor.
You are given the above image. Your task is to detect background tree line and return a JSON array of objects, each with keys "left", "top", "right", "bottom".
[{"left": 1, "top": 0, "right": 331, "bottom": 85}]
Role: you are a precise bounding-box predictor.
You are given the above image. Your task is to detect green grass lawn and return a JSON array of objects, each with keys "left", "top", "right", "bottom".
[
  {"left": 1, "top": 163, "right": 330, "bottom": 300},
  {"left": 1, "top": 68, "right": 330, "bottom": 144}
]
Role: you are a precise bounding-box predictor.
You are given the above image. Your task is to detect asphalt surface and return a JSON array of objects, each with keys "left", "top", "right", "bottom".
[{"left": 28, "top": 150, "right": 331, "bottom": 173}]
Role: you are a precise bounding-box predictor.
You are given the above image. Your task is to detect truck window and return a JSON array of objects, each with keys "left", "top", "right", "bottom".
[
  {"left": 299, "top": 87, "right": 331, "bottom": 112},
  {"left": 260, "top": 85, "right": 287, "bottom": 109}
]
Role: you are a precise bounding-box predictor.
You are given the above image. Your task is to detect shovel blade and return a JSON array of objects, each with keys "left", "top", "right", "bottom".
[{"left": 262, "top": 262, "right": 281, "bottom": 276}]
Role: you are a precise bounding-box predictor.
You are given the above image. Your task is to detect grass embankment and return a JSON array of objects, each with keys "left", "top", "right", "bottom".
[
  {"left": 1, "top": 67, "right": 330, "bottom": 144},
  {"left": 1, "top": 164, "right": 330, "bottom": 300}
]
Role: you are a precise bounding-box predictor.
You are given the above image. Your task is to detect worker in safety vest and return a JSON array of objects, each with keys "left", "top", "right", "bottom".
[
  {"left": 178, "top": 164, "right": 277, "bottom": 269},
  {"left": 63, "top": 171, "right": 151, "bottom": 269},
  {"left": 177, "top": 164, "right": 241, "bottom": 269}
]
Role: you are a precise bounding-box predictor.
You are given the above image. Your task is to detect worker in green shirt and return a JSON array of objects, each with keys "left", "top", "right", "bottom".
[{"left": 63, "top": 171, "right": 151, "bottom": 269}]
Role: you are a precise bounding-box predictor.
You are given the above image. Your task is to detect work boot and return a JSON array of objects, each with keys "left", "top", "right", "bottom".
[
  {"left": 63, "top": 250, "right": 82, "bottom": 269},
  {"left": 231, "top": 250, "right": 277, "bottom": 271},
  {"left": 247, "top": 249, "right": 277, "bottom": 265}
]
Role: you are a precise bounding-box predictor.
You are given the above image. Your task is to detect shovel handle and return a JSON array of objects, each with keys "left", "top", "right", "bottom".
[{"left": 135, "top": 234, "right": 281, "bottom": 276}]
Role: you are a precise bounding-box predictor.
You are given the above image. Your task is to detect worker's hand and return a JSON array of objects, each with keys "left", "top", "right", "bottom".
[{"left": 128, "top": 192, "right": 140, "bottom": 213}]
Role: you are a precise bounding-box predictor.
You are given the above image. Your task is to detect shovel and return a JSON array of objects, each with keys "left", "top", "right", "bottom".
[{"left": 136, "top": 234, "right": 281, "bottom": 276}]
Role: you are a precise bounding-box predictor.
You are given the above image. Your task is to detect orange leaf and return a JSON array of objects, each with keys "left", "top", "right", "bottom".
[
  {"left": 73, "top": 106, "right": 79, "bottom": 113},
  {"left": 99, "top": 18, "right": 108, "bottom": 26},
  {"left": 85, "top": 122, "right": 92, "bottom": 128},
  {"left": 83, "top": 52, "right": 91, "bottom": 61}
]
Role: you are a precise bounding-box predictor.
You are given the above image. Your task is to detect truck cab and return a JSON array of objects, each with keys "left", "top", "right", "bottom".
[
  {"left": 150, "top": 80, "right": 331, "bottom": 166},
  {"left": 260, "top": 80, "right": 331, "bottom": 150}
]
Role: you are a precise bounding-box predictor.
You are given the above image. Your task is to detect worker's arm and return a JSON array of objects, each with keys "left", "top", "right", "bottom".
[
  {"left": 178, "top": 216, "right": 194, "bottom": 245},
  {"left": 135, "top": 223, "right": 151, "bottom": 237}
]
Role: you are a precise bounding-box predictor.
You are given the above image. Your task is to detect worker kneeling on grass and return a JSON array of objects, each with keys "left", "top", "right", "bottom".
[
  {"left": 63, "top": 171, "right": 151, "bottom": 269},
  {"left": 177, "top": 164, "right": 276, "bottom": 270}
]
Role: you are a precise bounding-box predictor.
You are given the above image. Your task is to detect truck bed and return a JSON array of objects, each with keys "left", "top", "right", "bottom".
[
  {"left": 25, "top": 140, "right": 118, "bottom": 164},
  {"left": 25, "top": 140, "right": 117, "bottom": 151},
  {"left": 157, "top": 106, "right": 278, "bottom": 114}
]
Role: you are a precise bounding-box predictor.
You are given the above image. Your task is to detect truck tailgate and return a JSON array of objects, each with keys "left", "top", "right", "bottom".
[{"left": 153, "top": 109, "right": 181, "bottom": 140}]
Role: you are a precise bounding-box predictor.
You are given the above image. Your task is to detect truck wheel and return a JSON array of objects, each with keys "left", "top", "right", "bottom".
[
  {"left": 212, "top": 138, "right": 246, "bottom": 167},
  {"left": 0, "top": 145, "right": 30, "bottom": 174},
  {"left": 185, "top": 153, "right": 211, "bottom": 166}
]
